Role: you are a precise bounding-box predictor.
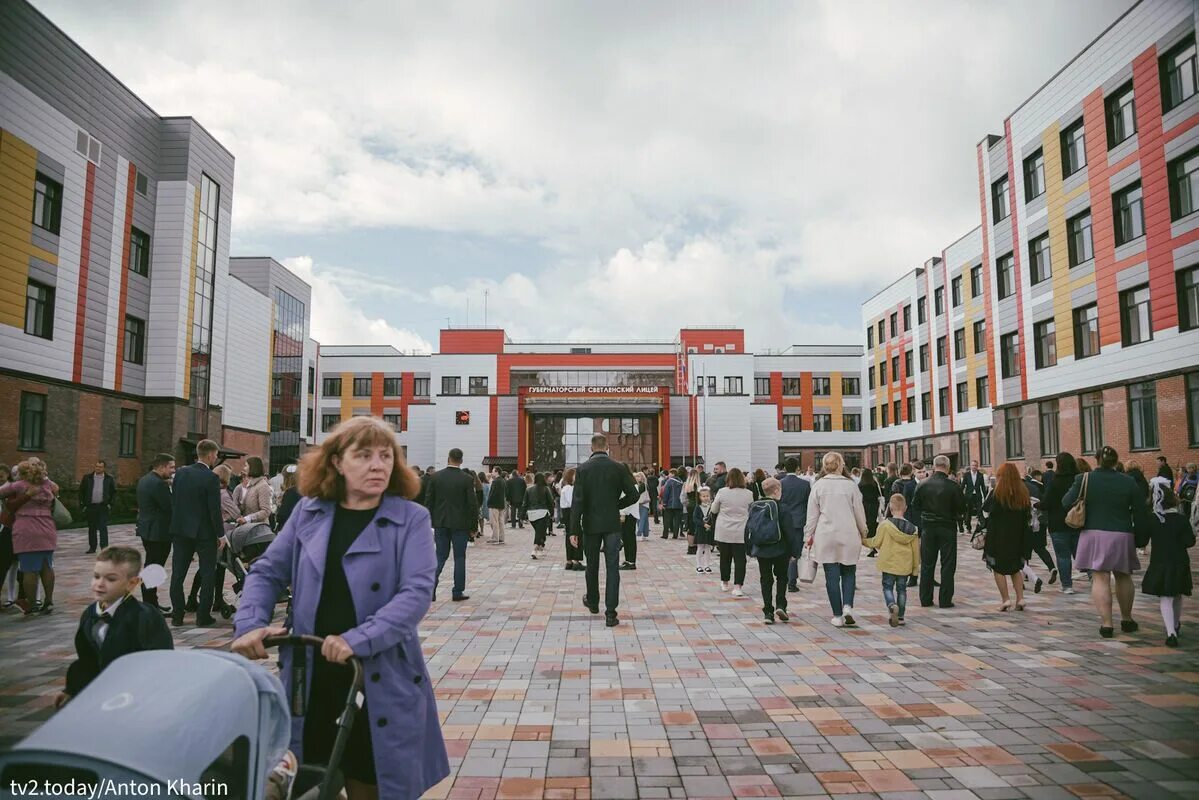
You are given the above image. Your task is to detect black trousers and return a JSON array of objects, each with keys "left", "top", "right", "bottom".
[
  {"left": 564, "top": 515, "right": 582, "bottom": 562},
  {"left": 718, "top": 542, "right": 747, "bottom": 585},
  {"left": 919, "top": 525, "right": 957, "bottom": 607},
  {"left": 649, "top": 493, "right": 660, "bottom": 523},
  {"left": 140, "top": 539, "right": 171, "bottom": 607},
  {"left": 758, "top": 554, "right": 789, "bottom": 613},
  {"left": 171, "top": 536, "right": 217, "bottom": 618},
  {"left": 620, "top": 515, "right": 637, "bottom": 564},
  {"left": 86, "top": 505, "right": 109, "bottom": 550},
  {"left": 662, "top": 507, "right": 682, "bottom": 538},
  {"left": 583, "top": 532, "right": 621, "bottom": 613},
  {"left": 531, "top": 515, "right": 551, "bottom": 548}
]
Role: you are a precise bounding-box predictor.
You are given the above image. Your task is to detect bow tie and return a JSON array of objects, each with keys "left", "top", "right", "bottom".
[{"left": 99, "top": 611, "right": 112, "bottom": 623}]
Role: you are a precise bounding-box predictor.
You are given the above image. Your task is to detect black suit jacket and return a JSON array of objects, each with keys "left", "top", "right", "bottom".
[
  {"left": 168, "top": 462, "right": 222, "bottom": 540},
  {"left": 963, "top": 471, "right": 987, "bottom": 500},
  {"left": 425, "top": 466, "right": 479, "bottom": 531},
  {"left": 65, "top": 597, "right": 173, "bottom": 696},
  {"left": 78, "top": 473, "right": 116, "bottom": 508},
  {"left": 570, "top": 452, "right": 638, "bottom": 537},
  {"left": 135, "top": 472, "right": 173, "bottom": 542}
]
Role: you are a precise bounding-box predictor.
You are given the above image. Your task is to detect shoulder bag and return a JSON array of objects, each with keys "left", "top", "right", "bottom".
[
  {"left": 1064, "top": 473, "right": 1089, "bottom": 529},
  {"left": 52, "top": 496, "right": 73, "bottom": 527}
]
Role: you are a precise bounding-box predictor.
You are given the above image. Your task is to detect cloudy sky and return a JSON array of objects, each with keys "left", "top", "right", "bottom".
[{"left": 38, "top": 0, "right": 1133, "bottom": 353}]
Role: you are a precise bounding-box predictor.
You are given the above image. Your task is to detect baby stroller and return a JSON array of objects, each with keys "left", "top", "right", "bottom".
[{"left": 218, "top": 522, "right": 279, "bottom": 617}]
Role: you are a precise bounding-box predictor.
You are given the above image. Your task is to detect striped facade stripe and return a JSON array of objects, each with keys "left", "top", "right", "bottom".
[
  {"left": 72, "top": 160, "right": 95, "bottom": 383},
  {"left": 113, "top": 161, "right": 135, "bottom": 391},
  {"left": 182, "top": 184, "right": 200, "bottom": 401}
]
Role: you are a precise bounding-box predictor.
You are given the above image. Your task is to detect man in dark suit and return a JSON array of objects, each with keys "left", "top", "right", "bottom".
[
  {"left": 79, "top": 460, "right": 117, "bottom": 553},
  {"left": 962, "top": 460, "right": 987, "bottom": 528},
  {"left": 426, "top": 448, "right": 478, "bottom": 602},
  {"left": 570, "top": 434, "right": 638, "bottom": 627},
  {"left": 646, "top": 468, "right": 660, "bottom": 524},
  {"left": 507, "top": 470, "right": 527, "bottom": 527},
  {"left": 779, "top": 457, "right": 812, "bottom": 591},
  {"left": 168, "top": 439, "right": 224, "bottom": 627},
  {"left": 135, "top": 453, "right": 175, "bottom": 612}
]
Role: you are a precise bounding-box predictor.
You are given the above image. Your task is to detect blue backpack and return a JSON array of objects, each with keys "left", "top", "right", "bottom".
[{"left": 746, "top": 499, "right": 782, "bottom": 548}]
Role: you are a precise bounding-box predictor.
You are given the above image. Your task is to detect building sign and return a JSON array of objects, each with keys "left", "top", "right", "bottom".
[
  {"left": 455, "top": 411, "right": 471, "bottom": 424},
  {"left": 526, "top": 386, "right": 660, "bottom": 395}
]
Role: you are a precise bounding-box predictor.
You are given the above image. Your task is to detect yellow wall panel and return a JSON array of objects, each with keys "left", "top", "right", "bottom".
[
  {"left": 830, "top": 371, "right": 843, "bottom": 429},
  {"left": 0, "top": 129, "right": 38, "bottom": 328}
]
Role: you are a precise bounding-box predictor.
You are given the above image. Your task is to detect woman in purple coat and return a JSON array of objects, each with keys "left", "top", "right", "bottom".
[{"left": 231, "top": 416, "right": 449, "bottom": 800}]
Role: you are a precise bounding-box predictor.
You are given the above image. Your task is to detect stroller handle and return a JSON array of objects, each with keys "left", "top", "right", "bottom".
[{"left": 262, "top": 633, "right": 365, "bottom": 708}]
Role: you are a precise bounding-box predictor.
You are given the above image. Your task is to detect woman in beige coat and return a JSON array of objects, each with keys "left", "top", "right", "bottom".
[
  {"left": 804, "top": 452, "right": 868, "bottom": 628},
  {"left": 236, "top": 456, "right": 274, "bottom": 526}
]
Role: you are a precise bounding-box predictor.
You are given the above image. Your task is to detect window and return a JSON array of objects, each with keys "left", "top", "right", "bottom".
[
  {"left": 906, "top": 395, "right": 915, "bottom": 423},
  {"left": 782, "top": 413, "right": 802, "bottom": 432},
  {"left": 936, "top": 335, "right": 947, "bottom": 366},
  {"left": 843, "top": 413, "right": 861, "bottom": 432},
  {"left": 24, "top": 280, "right": 54, "bottom": 339},
  {"left": 881, "top": 404, "right": 889, "bottom": 427},
  {"left": 695, "top": 375, "right": 705, "bottom": 396},
  {"left": 889, "top": 356, "right": 899, "bottom": 383},
  {"left": 922, "top": 441, "right": 934, "bottom": 462},
  {"left": 951, "top": 275, "right": 963, "bottom": 307},
  {"left": 383, "top": 377, "right": 402, "bottom": 396},
  {"left": 1073, "top": 304, "right": 1100, "bottom": 359},
  {"left": 889, "top": 312, "right": 898, "bottom": 337},
  {"left": 934, "top": 286, "right": 945, "bottom": 316},
  {"left": 970, "top": 265, "right": 982, "bottom": 298},
  {"left": 1024, "top": 148, "right": 1046, "bottom": 199},
  {"left": 1113, "top": 182, "right": 1144, "bottom": 245},
  {"left": 469, "top": 376, "right": 489, "bottom": 395},
  {"left": 308, "top": 366, "right": 315, "bottom": 394},
  {"left": 921, "top": 392, "right": 931, "bottom": 420},
  {"left": 1129, "top": 381, "right": 1158, "bottom": 450},
  {"left": 979, "top": 429, "right": 991, "bottom": 466},
  {"left": 1005, "top": 407, "right": 1024, "bottom": 459},
  {"left": 382, "top": 413, "right": 401, "bottom": 431},
  {"left": 272, "top": 377, "right": 282, "bottom": 398},
  {"left": 1168, "top": 147, "right": 1199, "bottom": 220},
  {"left": 842, "top": 376, "right": 860, "bottom": 396},
  {"left": 1033, "top": 399, "right": 1060, "bottom": 458},
  {"left": 1120, "top": 284, "right": 1152, "bottom": 347},
  {"left": 919, "top": 343, "right": 929, "bottom": 372},
  {"left": 953, "top": 328, "right": 966, "bottom": 361},
  {"left": 959, "top": 432, "right": 971, "bottom": 467},
  {"left": 1180, "top": 266, "right": 1199, "bottom": 331},
  {"left": 1161, "top": 34, "right": 1197, "bottom": 112},
  {"left": 866, "top": 326, "right": 873, "bottom": 348},
  {"left": 707, "top": 376, "right": 717, "bottom": 396},
  {"left": 119, "top": 409, "right": 137, "bottom": 457},
  {"left": 321, "top": 414, "right": 339, "bottom": 433},
  {"left": 754, "top": 377, "right": 771, "bottom": 396},
  {"left": 903, "top": 349, "right": 913, "bottom": 376},
  {"left": 870, "top": 407, "right": 877, "bottom": 430},
  {"left": 976, "top": 375, "right": 989, "bottom": 408},
  {"left": 1028, "top": 233, "right": 1051, "bottom": 284},
  {"left": 1106, "top": 81, "right": 1136, "bottom": 148},
  {"left": 811, "top": 377, "right": 830, "bottom": 396},
  {"left": 938, "top": 387, "right": 950, "bottom": 417},
  {"left": 903, "top": 304, "right": 911, "bottom": 331},
  {"left": 892, "top": 400, "right": 901, "bottom": 425},
  {"left": 992, "top": 175, "right": 1010, "bottom": 222},
  {"left": 129, "top": 228, "right": 150, "bottom": 276},
  {"left": 353, "top": 377, "right": 372, "bottom": 397},
  {"left": 123, "top": 315, "right": 145, "bottom": 364},
  {"left": 1000, "top": 332, "right": 1021, "bottom": 378},
  {"left": 867, "top": 366, "right": 875, "bottom": 391},
  {"left": 569, "top": 347, "right": 592, "bottom": 354},
  {"left": 956, "top": 381, "right": 968, "bottom": 412},
  {"left": 1187, "top": 373, "right": 1199, "bottom": 445},
  {"left": 782, "top": 377, "right": 801, "bottom": 396},
  {"left": 877, "top": 319, "right": 885, "bottom": 342},
  {"left": 18, "top": 392, "right": 46, "bottom": 450},
  {"left": 188, "top": 174, "right": 221, "bottom": 437},
  {"left": 413, "top": 377, "right": 430, "bottom": 397},
  {"left": 1080, "top": 391, "right": 1103, "bottom": 455},
  {"left": 917, "top": 296, "right": 927, "bottom": 324},
  {"left": 879, "top": 360, "right": 887, "bottom": 384},
  {"left": 996, "top": 252, "right": 1015, "bottom": 299},
  {"left": 724, "top": 376, "right": 744, "bottom": 394},
  {"left": 1033, "top": 319, "right": 1057, "bottom": 369},
  {"left": 972, "top": 320, "right": 986, "bottom": 353},
  {"left": 1061, "top": 119, "right": 1087, "bottom": 177},
  {"left": 1067, "top": 210, "right": 1093, "bottom": 267},
  {"left": 441, "top": 376, "right": 462, "bottom": 395},
  {"left": 813, "top": 413, "right": 832, "bottom": 432},
  {"left": 32, "top": 173, "right": 62, "bottom": 234},
  {"left": 322, "top": 377, "right": 341, "bottom": 397}
]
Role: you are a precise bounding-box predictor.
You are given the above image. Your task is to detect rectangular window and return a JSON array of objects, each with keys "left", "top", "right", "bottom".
[
  {"left": 1080, "top": 391, "right": 1104, "bottom": 455},
  {"left": 695, "top": 376, "right": 704, "bottom": 395},
  {"left": 322, "top": 377, "right": 341, "bottom": 397},
  {"left": 919, "top": 343, "right": 929, "bottom": 372},
  {"left": 867, "top": 366, "right": 875, "bottom": 391},
  {"left": 707, "top": 376, "right": 717, "bottom": 396},
  {"left": 917, "top": 296, "right": 927, "bottom": 324},
  {"left": 906, "top": 395, "right": 915, "bottom": 423},
  {"left": 843, "top": 413, "right": 861, "bottom": 432},
  {"left": 1067, "top": 210, "right": 1093, "bottom": 266},
  {"left": 724, "top": 376, "right": 744, "bottom": 394},
  {"left": 903, "top": 304, "right": 911, "bottom": 331},
  {"left": 936, "top": 335, "right": 947, "bottom": 366},
  {"left": 1000, "top": 331, "right": 1021, "bottom": 378},
  {"left": 32, "top": 172, "right": 62, "bottom": 234},
  {"left": 1038, "top": 399, "right": 1060, "bottom": 457},
  {"left": 1024, "top": 148, "right": 1046, "bottom": 199},
  {"left": 1187, "top": 372, "right": 1199, "bottom": 445},
  {"left": 1129, "top": 381, "right": 1159, "bottom": 450},
  {"left": 1180, "top": 266, "right": 1199, "bottom": 331},
  {"left": 889, "top": 312, "right": 898, "bottom": 337},
  {"left": 308, "top": 366, "right": 315, "bottom": 394},
  {"left": 1168, "top": 147, "right": 1199, "bottom": 220},
  {"left": 352, "top": 377, "right": 371, "bottom": 397},
  {"left": 959, "top": 432, "right": 971, "bottom": 467},
  {"left": 469, "top": 376, "right": 489, "bottom": 395},
  {"left": 976, "top": 375, "right": 989, "bottom": 408},
  {"left": 188, "top": 174, "right": 220, "bottom": 436},
  {"left": 129, "top": 228, "right": 151, "bottom": 276},
  {"left": 979, "top": 429, "right": 991, "bottom": 466},
  {"left": 881, "top": 404, "right": 889, "bottom": 427},
  {"left": 1120, "top": 284, "right": 1152, "bottom": 347},
  {"left": 321, "top": 414, "right": 339, "bottom": 433},
  {"left": 782, "top": 413, "right": 802, "bottom": 432},
  {"left": 123, "top": 315, "right": 145, "bottom": 364},
  {"left": 866, "top": 326, "right": 873, "bottom": 348},
  {"left": 1106, "top": 81, "right": 1136, "bottom": 148},
  {"left": 1073, "top": 304, "right": 1100, "bottom": 359},
  {"left": 903, "top": 349, "right": 913, "bottom": 376},
  {"left": 272, "top": 377, "right": 282, "bottom": 399},
  {"left": 813, "top": 413, "right": 832, "bottom": 432},
  {"left": 972, "top": 319, "right": 986, "bottom": 353},
  {"left": 1005, "top": 407, "right": 1024, "bottom": 459},
  {"left": 383, "top": 377, "right": 402, "bottom": 396},
  {"left": 782, "top": 377, "right": 801, "bottom": 396},
  {"left": 413, "top": 377, "right": 430, "bottom": 397},
  {"left": 1061, "top": 119, "right": 1087, "bottom": 177},
  {"left": 889, "top": 356, "right": 899, "bottom": 383},
  {"left": 754, "top": 376, "right": 771, "bottom": 396},
  {"left": 956, "top": 381, "right": 968, "bottom": 412},
  {"left": 1028, "top": 233, "right": 1051, "bottom": 284},
  {"left": 24, "top": 280, "right": 54, "bottom": 339},
  {"left": 970, "top": 264, "right": 982, "bottom": 298},
  {"left": 18, "top": 392, "right": 46, "bottom": 450},
  {"left": 951, "top": 276, "right": 963, "bottom": 307},
  {"left": 921, "top": 392, "right": 931, "bottom": 420},
  {"left": 119, "top": 409, "right": 137, "bottom": 457},
  {"left": 938, "top": 387, "right": 950, "bottom": 417},
  {"left": 382, "top": 413, "right": 401, "bottom": 431},
  {"left": 879, "top": 360, "right": 887, "bottom": 384},
  {"left": 992, "top": 175, "right": 1010, "bottom": 223},
  {"left": 953, "top": 327, "right": 966, "bottom": 361},
  {"left": 441, "top": 376, "right": 462, "bottom": 395},
  {"left": 996, "top": 252, "right": 1015, "bottom": 299},
  {"left": 842, "top": 376, "right": 860, "bottom": 396},
  {"left": 811, "top": 376, "right": 830, "bottom": 396},
  {"left": 877, "top": 319, "right": 885, "bottom": 341},
  {"left": 1113, "top": 182, "right": 1144, "bottom": 246},
  {"left": 869, "top": 407, "right": 876, "bottom": 430},
  {"left": 892, "top": 400, "right": 901, "bottom": 425},
  {"left": 1161, "top": 34, "right": 1197, "bottom": 112},
  {"left": 934, "top": 286, "right": 945, "bottom": 316},
  {"left": 1033, "top": 318, "right": 1057, "bottom": 369}
]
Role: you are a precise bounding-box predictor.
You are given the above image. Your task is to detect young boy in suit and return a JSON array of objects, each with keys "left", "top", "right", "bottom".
[{"left": 56, "top": 546, "right": 173, "bottom": 708}]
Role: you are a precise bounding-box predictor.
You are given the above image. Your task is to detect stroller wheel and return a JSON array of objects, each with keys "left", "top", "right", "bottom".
[{"left": 220, "top": 605, "right": 234, "bottom": 619}]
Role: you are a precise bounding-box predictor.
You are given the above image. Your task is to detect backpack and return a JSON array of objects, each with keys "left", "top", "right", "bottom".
[
  {"left": 1028, "top": 496, "right": 1041, "bottom": 533},
  {"left": 746, "top": 499, "right": 782, "bottom": 548},
  {"left": 1180, "top": 481, "right": 1197, "bottom": 504}
]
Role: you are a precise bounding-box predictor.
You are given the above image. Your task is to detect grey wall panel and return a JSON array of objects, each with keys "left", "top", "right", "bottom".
[
  {"left": 30, "top": 226, "right": 58, "bottom": 255},
  {"left": 35, "top": 150, "right": 63, "bottom": 181},
  {"left": 496, "top": 395, "right": 518, "bottom": 457},
  {"left": 1116, "top": 262, "right": 1150, "bottom": 291},
  {"left": 670, "top": 395, "right": 689, "bottom": 457},
  {"left": 28, "top": 255, "right": 55, "bottom": 286},
  {"left": 229, "top": 257, "right": 272, "bottom": 296}
]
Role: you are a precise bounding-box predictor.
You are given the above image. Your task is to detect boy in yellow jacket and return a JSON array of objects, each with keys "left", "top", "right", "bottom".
[{"left": 863, "top": 494, "right": 921, "bottom": 627}]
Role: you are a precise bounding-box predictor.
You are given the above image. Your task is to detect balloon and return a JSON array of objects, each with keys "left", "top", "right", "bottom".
[{"left": 140, "top": 564, "right": 166, "bottom": 589}]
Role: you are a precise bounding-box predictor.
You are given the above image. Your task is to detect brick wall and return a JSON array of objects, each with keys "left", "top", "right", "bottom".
[{"left": 221, "top": 427, "right": 268, "bottom": 470}]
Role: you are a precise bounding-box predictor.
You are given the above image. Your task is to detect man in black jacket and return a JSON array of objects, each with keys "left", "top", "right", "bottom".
[
  {"left": 427, "top": 448, "right": 478, "bottom": 602},
  {"left": 570, "top": 434, "right": 638, "bottom": 626},
  {"left": 507, "top": 470, "right": 527, "bottom": 527},
  {"left": 487, "top": 468, "right": 507, "bottom": 543},
  {"left": 646, "top": 468, "right": 660, "bottom": 524},
  {"left": 79, "top": 460, "right": 117, "bottom": 553},
  {"left": 962, "top": 461, "right": 987, "bottom": 528},
  {"left": 911, "top": 455, "right": 967, "bottom": 609},
  {"left": 135, "top": 453, "right": 175, "bottom": 612},
  {"left": 168, "top": 439, "right": 224, "bottom": 627}
]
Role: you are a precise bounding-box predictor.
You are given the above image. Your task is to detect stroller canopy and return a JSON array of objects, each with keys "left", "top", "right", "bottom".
[
  {"left": 228, "top": 522, "right": 275, "bottom": 555},
  {"left": 7, "top": 650, "right": 289, "bottom": 797}
]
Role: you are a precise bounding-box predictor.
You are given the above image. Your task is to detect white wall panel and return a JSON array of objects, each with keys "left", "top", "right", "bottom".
[
  {"left": 433, "top": 395, "right": 490, "bottom": 471},
  {"left": 221, "top": 278, "right": 270, "bottom": 432},
  {"left": 401, "top": 404, "right": 437, "bottom": 468},
  {"left": 100, "top": 155, "right": 129, "bottom": 389},
  {"left": 145, "top": 180, "right": 191, "bottom": 398}
]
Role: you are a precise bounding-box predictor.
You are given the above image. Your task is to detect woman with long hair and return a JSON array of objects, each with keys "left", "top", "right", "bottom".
[
  {"left": 1042, "top": 452, "right": 1080, "bottom": 594},
  {"left": 804, "top": 452, "right": 868, "bottom": 628},
  {"left": 981, "top": 463, "right": 1031, "bottom": 611},
  {"left": 682, "top": 467, "right": 703, "bottom": 554},
  {"left": 560, "top": 468, "right": 582, "bottom": 570},
  {"left": 526, "top": 472, "right": 555, "bottom": 560},
  {"left": 711, "top": 468, "right": 754, "bottom": 596},
  {"left": 750, "top": 469, "right": 767, "bottom": 501}
]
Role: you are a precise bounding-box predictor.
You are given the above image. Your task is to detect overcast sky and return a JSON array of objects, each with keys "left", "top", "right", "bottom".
[{"left": 36, "top": 0, "right": 1134, "bottom": 353}]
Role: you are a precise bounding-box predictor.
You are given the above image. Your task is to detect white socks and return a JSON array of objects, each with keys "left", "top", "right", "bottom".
[
  {"left": 1161, "top": 596, "right": 1183, "bottom": 635},
  {"left": 1022, "top": 564, "right": 1039, "bottom": 583},
  {"left": 695, "top": 546, "right": 711, "bottom": 570}
]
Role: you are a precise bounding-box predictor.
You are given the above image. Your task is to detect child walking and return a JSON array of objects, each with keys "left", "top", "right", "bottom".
[
  {"left": 1142, "top": 487, "right": 1194, "bottom": 647},
  {"left": 863, "top": 493, "right": 920, "bottom": 627},
  {"left": 693, "top": 486, "right": 715, "bottom": 574}
]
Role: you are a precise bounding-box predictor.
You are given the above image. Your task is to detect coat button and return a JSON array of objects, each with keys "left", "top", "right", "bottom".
[
  {"left": 371, "top": 582, "right": 380, "bottom": 591},
  {"left": 371, "top": 673, "right": 381, "bottom": 683},
  {"left": 413, "top": 674, "right": 422, "bottom": 684},
  {"left": 377, "top": 717, "right": 388, "bottom": 727}
]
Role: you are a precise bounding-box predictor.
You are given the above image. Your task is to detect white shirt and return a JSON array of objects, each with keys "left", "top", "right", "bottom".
[
  {"left": 559, "top": 484, "right": 573, "bottom": 508},
  {"left": 91, "top": 473, "right": 106, "bottom": 505},
  {"left": 93, "top": 595, "right": 128, "bottom": 645}
]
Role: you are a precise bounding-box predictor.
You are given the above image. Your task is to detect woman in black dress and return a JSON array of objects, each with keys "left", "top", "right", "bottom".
[
  {"left": 981, "top": 463, "right": 1031, "bottom": 612},
  {"left": 858, "top": 470, "right": 882, "bottom": 557},
  {"left": 1143, "top": 487, "right": 1194, "bottom": 647}
]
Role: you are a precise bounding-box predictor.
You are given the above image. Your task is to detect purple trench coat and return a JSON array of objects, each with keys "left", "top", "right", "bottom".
[{"left": 233, "top": 495, "right": 449, "bottom": 799}]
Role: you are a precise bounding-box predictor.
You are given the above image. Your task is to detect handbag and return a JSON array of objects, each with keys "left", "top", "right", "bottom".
[
  {"left": 52, "top": 497, "right": 72, "bottom": 527},
  {"left": 798, "top": 552, "right": 818, "bottom": 584},
  {"left": 1064, "top": 473, "right": 1089, "bottom": 529},
  {"left": 970, "top": 525, "right": 986, "bottom": 551}
]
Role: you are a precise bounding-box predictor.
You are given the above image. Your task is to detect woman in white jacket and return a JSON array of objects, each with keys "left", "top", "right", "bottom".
[
  {"left": 804, "top": 452, "right": 868, "bottom": 628},
  {"left": 711, "top": 468, "right": 754, "bottom": 596}
]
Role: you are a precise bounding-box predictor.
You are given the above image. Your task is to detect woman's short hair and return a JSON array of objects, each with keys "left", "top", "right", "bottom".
[
  {"left": 18, "top": 458, "right": 47, "bottom": 484},
  {"left": 246, "top": 456, "right": 265, "bottom": 478},
  {"left": 634, "top": 471, "right": 645, "bottom": 483},
  {"left": 213, "top": 464, "right": 233, "bottom": 485},
  {"left": 298, "top": 416, "right": 420, "bottom": 501},
  {"left": 534, "top": 472, "right": 547, "bottom": 487},
  {"left": 725, "top": 467, "right": 747, "bottom": 489},
  {"left": 822, "top": 451, "right": 844, "bottom": 475},
  {"left": 993, "top": 462, "right": 1031, "bottom": 509},
  {"left": 1100, "top": 445, "right": 1120, "bottom": 469},
  {"left": 762, "top": 477, "right": 781, "bottom": 498},
  {"left": 562, "top": 468, "right": 575, "bottom": 486}
]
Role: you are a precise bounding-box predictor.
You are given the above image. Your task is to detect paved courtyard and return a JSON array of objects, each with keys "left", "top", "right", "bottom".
[{"left": 2, "top": 520, "right": 1199, "bottom": 799}]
